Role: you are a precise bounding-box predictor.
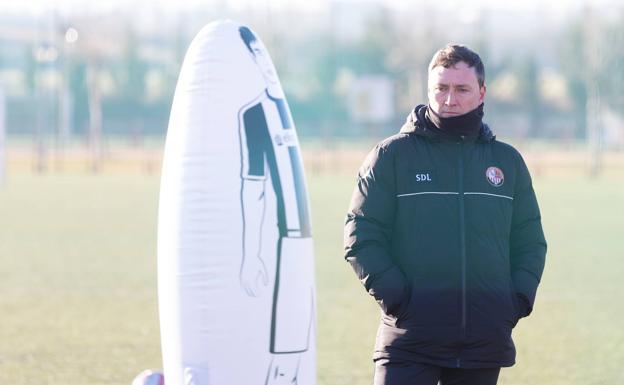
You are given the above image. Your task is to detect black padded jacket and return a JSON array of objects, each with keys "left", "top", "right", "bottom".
[{"left": 344, "top": 105, "right": 547, "bottom": 368}]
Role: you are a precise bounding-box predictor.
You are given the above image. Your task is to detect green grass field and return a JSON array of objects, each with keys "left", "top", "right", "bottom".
[{"left": 0, "top": 166, "right": 622, "bottom": 385}]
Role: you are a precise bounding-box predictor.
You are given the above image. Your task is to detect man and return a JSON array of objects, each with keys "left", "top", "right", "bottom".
[
  {"left": 343, "top": 44, "right": 547, "bottom": 385},
  {"left": 238, "top": 26, "right": 314, "bottom": 385}
]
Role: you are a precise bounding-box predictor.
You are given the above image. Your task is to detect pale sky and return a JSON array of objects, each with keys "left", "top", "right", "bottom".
[{"left": 0, "top": 0, "right": 618, "bottom": 17}]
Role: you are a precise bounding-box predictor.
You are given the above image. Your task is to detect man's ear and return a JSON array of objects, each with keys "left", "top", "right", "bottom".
[{"left": 479, "top": 84, "right": 487, "bottom": 103}]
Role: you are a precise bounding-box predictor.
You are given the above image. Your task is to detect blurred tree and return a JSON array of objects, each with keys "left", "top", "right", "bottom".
[
  {"left": 599, "top": 13, "right": 624, "bottom": 112},
  {"left": 559, "top": 8, "right": 624, "bottom": 171},
  {"left": 559, "top": 18, "right": 589, "bottom": 139},
  {"left": 282, "top": 31, "right": 347, "bottom": 138},
  {"left": 306, "top": 8, "right": 396, "bottom": 137},
  {"left": 517, "top": 54, "right": 541, "bottom": 137},
  {"left": 387, "top": 9, "right": 446, "bottom": 113},
  {"left": 24, "top": 44, "right": 37, "bottom": 97},
  {"left": 68, "top": 59, "right": 89, "bottom": 134},
  {"left": 106, "top": 26, "right": 149, "bottom": 141},
  {"left": 119, "top": 27, "right": 148, "bottom": 105},
  {"left": 87, "top": 61, "right": 102, "bottom": 172},
  {"left": 344, "top": 8, "right": 394, "bottom": 75}
]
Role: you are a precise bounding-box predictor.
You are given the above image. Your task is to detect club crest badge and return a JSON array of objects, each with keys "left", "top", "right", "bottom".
[{"left": 486, "top": 166, "right": 504, "bottom": 187}]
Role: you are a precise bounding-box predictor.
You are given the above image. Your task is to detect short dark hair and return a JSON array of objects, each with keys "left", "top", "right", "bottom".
[
  {"left": 429, "top": 44, "right": 485, "bottom": 87},
  {"left": 239, "top": 26, "right": 257, "bottom": 54}
]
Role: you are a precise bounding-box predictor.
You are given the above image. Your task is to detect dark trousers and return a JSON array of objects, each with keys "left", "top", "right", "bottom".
[{"left": 374, "top": 359, "right": 500, "bottom": 385}]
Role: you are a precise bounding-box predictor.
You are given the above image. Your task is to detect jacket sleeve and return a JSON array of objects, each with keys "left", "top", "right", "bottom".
[
  {"left": 510, "top": 152, "right": 547, "bottom": 317},
  {"left": 343, "top": 144, "right": 410, "bottom": 317}
]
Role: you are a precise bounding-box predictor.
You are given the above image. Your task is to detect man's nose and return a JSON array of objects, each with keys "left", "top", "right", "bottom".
[{"left": 445, "top": 90, "right": 457, "bottom": 105}]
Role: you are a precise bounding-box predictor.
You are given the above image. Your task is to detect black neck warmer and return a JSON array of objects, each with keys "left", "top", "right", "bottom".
[{"left": 426, "top": 103, "right": 484, "bottom": 138}]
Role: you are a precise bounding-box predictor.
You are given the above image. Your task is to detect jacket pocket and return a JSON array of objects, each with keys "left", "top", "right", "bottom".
[
  {"left": 394, "top": 279, "right": 416, "bottom": 329},
  {"left": 508, "top": 280, "right": 520, "bottom": 327}
]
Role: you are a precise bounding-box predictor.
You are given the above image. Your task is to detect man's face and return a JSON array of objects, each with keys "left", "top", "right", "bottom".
[
  {"left": 249, "top": 40, "right": 279, "bottom": 85},
  {"left": 427, "top": 61, "right": 486, "bottom": 117}
]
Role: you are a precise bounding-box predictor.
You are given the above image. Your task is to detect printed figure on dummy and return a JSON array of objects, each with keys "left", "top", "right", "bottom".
[{"left": 237, "top": 26, "right": 314, "bottom": 385}]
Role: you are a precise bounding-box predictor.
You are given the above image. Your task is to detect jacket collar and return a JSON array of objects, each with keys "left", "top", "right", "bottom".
[{"left": 399, "top": 104, "right": 496, "bottom": 143}]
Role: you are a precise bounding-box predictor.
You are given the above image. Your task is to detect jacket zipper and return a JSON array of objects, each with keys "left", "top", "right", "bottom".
[{"left": 457, "top": 139, "right": 467, "bottom": 367}]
